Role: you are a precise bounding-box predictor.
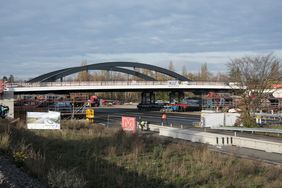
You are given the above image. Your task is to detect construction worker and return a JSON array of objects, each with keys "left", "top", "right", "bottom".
[
  {"left": 140, "top": 120, "right": 145, "bottom": 131},
  {"left": 161, "top": 111, "right": 167, "bottom": 126}
]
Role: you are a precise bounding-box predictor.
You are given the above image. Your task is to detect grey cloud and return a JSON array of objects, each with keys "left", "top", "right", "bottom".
[{"left": 1, "top": 0, "right": 282, "bottom": 79}]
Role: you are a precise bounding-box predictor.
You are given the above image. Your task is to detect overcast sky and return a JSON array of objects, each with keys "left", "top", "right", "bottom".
[{"left": 1, "top": 0, "right": 282, "bottom": 80}]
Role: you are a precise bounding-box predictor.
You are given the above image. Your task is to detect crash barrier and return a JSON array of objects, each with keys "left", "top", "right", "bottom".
[
  {"left": 254, "top": 113, "right": 282, "bottom": 126},
  {"left": 148, "top": 124, "right": 161, "bottom": 132},
  {"left": 159, "top": 126, "right": 234, "bottom": 146},
  {"left": 232, "top": 136, "right": 282, "bottom": 154},
  {"left": 149, "top": 124, "right": 282, "bottom": 154},
  {"left": 212, "top": 127, "right": 282, "bottom": 135}
]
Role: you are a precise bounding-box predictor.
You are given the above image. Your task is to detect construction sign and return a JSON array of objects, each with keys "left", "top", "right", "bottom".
[
  {"left": 121, "top": 116, "right": 137, "bottom": 133},
  {"left": 86, "top": 108, "right": 94, "bottom": 122},
  {"left": 27, "top": 111, "right": 60, "bottom": 130}
]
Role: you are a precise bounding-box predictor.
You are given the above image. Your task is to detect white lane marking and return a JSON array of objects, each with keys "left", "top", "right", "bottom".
[
  {"left": 98, "top": 123, "right": 106, "bottom": 126},
  {"left": 115, "top": 114, "right": 200, "bottom": 121}
]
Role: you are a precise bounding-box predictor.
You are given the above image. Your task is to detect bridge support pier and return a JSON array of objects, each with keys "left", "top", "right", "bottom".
[
  {"left": 138, "top": 91, "right": 162, "bottom": 111},
  {"left": 141, "top": 91, "right": 155, "bottom": 104}
]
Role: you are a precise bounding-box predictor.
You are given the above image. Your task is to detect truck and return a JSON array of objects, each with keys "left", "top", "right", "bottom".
[
  {"left": 89, "top": 95, "right": 100, "bottom": 107},
  {"left": 161, "top": 98, "right": 202, "bottom": 112}
]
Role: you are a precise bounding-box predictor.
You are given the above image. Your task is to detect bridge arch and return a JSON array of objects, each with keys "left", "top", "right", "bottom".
[
  {"left": 29, "top": 62, "right": 190, "bottom": 82},
  {"left": 30, "top": 66, "right": 156, "bottom": 82}
]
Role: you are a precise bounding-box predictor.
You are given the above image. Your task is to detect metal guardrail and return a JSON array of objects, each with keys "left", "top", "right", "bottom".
[
  {"left": 213, "top": 127, "right": 282, "bottom": 134},
  {"left": 254, "top": 113, "right": 282, "bottom": 118}
]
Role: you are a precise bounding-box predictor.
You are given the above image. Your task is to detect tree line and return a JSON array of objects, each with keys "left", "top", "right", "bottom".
[
  {"left": 74, "top": 54, "right": 282, "bottom": 127},
  {"left": 2, "top": 54, "right": 282, "bottom": 127},
  {"left": 73, "top": 61, "right": 229, "bottom": 82}
]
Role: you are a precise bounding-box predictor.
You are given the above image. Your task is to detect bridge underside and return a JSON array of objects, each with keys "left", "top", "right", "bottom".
[
  {"left": 13, "top": 87, "right": 231, "bottom": 95},
  {"left": 29, "top": 62, "right": 191, "bottom": 82}
]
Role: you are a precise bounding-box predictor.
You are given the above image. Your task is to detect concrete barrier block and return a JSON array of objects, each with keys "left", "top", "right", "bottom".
[{"left": 148, "top": 124, "right": 282, "bottom": 154}]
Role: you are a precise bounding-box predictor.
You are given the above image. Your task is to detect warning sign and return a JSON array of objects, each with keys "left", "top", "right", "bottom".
[
  {"left": 86, "top": 109, "right": 94, "bottom": 119},
  {"left": 27, "top": 111, "right": 60, "bottom": 130},
  {"left": 121, "top": 116, "right": 137, "bottom": 133}
]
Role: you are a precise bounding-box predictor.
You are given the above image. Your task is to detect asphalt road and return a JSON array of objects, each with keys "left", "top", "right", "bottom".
[
  {"left": 93, "top": 107, "right": 282, "bottom": 142},
  {"left": 93, "top": 107, "right": 200, "bottom": 127}
]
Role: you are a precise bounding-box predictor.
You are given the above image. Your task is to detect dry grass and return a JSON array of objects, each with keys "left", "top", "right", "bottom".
[
  {"left": 47, "top": 168, "right": 86, "bottom": 188},
  {"left": 0, "top": 133, "right": 9, "bottom": 150},
  {"left": 0, "top": 119, "right": 282, "bottom": 187},
  {"left": 0, "top": 120, "right": 10, "bottom": 150}
]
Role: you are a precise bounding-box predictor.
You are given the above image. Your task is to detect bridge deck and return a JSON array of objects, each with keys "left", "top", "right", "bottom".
[{"left": 6, "top": 81, "right": 237, "bottom": 93}]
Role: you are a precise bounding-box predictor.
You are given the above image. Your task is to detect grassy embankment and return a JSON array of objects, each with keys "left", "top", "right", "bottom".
[{"left": 0, "top": 119, "right": 282, "bottom": 188}]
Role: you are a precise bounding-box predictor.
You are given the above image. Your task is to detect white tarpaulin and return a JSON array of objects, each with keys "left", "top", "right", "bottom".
[
  {"left": 273, "top": 90, "right": 282, "bottom": 98},
  {"left": 201, "top": 111, "right": 240, "bottom": 128},
  {"left": 27, "top": 111, "right": 60, "bottom": 129},
  {"left": 201, "top": 112, "right": 224, "bottom": 128},
  {"left": 225, "top": 113, "right": 240, "bottom": 126}
]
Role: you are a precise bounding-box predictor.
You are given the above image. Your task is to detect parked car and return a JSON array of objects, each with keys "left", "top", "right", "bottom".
[{"left": 49, "top": 101, "right": 72, "bottom": 113}]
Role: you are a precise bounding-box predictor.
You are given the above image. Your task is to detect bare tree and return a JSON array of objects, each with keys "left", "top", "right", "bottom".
[
  {"left": 168, "top": 61, "right": 175, "bottom": 72},
  {"left": 200, "top": 63, "right": 208, "bottom": 81},
  {"left": 76, "top": 60, "right": 92, "bottom": 81},
  {"left": 228, "top": 54, "right": 282, "bottom": 127},
  {"left": 182, "top": 65, "right": 187, "bottom": 77}
]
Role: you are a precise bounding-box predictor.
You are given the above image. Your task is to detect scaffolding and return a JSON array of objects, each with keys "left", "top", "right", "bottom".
[
  {"left": 201, "top": 91, "right": 282, "bottom": 114},
  {"left": 201, "top": 92, "right": 235, "bottom": 111},
  {"left": 14, "top": 93, "right": 97, "bottom": 120}
]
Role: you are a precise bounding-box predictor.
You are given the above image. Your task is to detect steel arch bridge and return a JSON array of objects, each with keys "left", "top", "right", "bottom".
[{"left": 28, "top": 61, "right": 190, "bottom": 82}]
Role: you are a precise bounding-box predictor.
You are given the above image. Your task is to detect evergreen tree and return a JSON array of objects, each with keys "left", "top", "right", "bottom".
[{"left": 8, "top": 75, "right": 15, "bottom": 82}]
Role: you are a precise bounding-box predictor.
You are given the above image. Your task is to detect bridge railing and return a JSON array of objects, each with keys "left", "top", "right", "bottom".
[{"left": 7, "top": 81, "right": 229, "bottom": 88}]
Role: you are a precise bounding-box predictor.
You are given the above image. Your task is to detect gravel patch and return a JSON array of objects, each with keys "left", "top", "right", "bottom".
[{"left": 0, "top": 154, "right": 43, "bottom": 188}]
